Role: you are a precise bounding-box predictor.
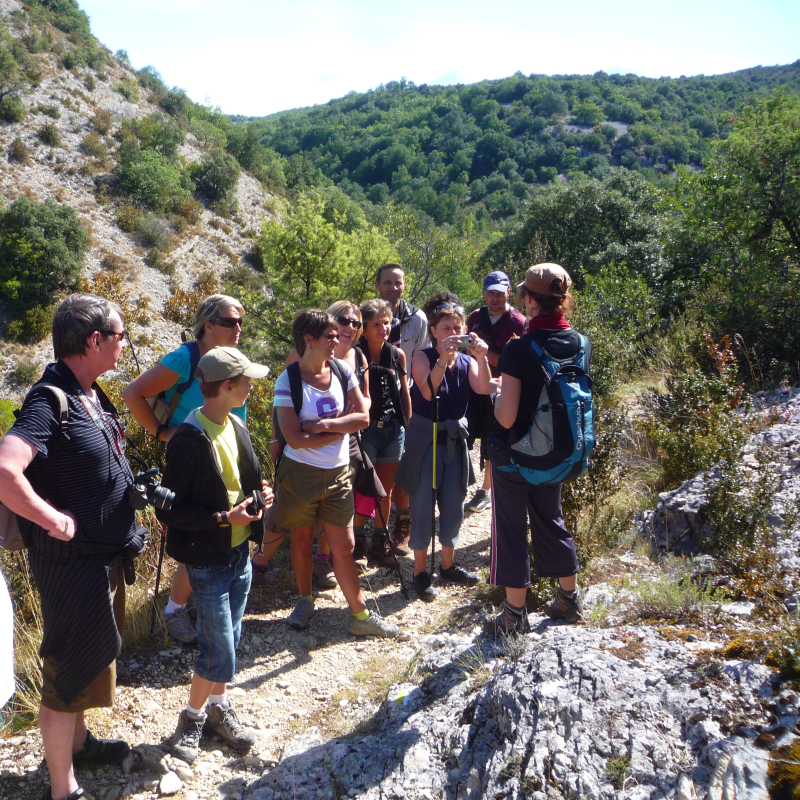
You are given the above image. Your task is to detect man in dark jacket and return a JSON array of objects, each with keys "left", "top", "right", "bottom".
[{"left": 156, "top": 346, "right": 273, "bottom": 764}]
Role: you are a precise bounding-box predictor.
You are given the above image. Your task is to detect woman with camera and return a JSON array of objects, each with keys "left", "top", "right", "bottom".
[
  {"left": 124, "top": 294, "right": 279, "bottom": 644},
  {"left": 395, "top": 291, "right": 492, "bottom": 601}
]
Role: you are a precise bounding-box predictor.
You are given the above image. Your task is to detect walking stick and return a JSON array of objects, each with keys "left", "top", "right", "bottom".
[
  {"left": 428, "top": 376, "right": 439, "bottom": 579},
  {"left": 354, "top": 432, "right": 410, "bottom": 599},
  {"left": 148, "top": 523, "right": 167, "bottom": 636}
]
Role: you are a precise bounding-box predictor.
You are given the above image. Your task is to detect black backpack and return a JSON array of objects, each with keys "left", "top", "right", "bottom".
[
  {"left": 364, "top": 342, "right": 407, "bottom": 428},
  {"left": 271, "top": 359, "right": 350, "bottom": 459}
]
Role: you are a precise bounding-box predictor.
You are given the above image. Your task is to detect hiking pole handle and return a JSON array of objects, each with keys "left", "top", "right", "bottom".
[{"left": 148, "top": 523, "right": 167, "bottom": 636}]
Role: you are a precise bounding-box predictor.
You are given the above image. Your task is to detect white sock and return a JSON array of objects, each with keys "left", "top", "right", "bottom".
[
  {"left": 186, "top": 703, "right": 204, "bottom": 717},
  {"left": 207, "top": 693, "right": 229, "bottom": 708},
  {"left": 165, "top": 599, "right": 186, "bottom": 615}
]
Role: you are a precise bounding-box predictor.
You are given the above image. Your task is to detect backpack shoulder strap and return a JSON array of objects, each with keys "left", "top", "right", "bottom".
[
  {"left": 479, "top": 306, "right": 492, "bottom": 331},
  {"left": 175, "top": 341, "right": 201, "bottom": 396},
  {"left": 25, "top": 384, "right": 69, "bottom": 441},
  {"left": 329, "top": 358, "right": 350, "bottom": 402},
  {"left": 287, "top": 361, "right": 303, "bottom": 417}
]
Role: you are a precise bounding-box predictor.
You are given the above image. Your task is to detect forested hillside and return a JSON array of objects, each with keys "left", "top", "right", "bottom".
[{"left": 235, "top": 63, "right": 800, "bottom": 227}]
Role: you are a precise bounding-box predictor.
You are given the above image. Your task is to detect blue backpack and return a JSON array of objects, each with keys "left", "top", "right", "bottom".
[{"left": 500, "top": 335, "right": 594, "bottom": 485}]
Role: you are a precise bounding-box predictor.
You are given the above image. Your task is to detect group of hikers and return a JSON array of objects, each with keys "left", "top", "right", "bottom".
[{"left": 0, "top": 261, "right": 591, "bottom": 800}]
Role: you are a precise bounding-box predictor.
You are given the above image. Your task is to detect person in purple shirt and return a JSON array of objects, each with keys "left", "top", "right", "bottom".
[{"left": 464, "top": 271, "right": 526, "bottom": 514}]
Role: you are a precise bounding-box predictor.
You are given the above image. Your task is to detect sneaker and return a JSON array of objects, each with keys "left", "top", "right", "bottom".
[
  {"left": 353, "top": 535, "right": 369, "bottom": 569},
  {"left": 483, "top": 603, "right": 530, "bottom": 637},
  {"left": 413, "top": 571, "right": 437, "bottom": 601},
  {"left": 164, "top": 606, "right": 199, "bottom": 645},
  {"left": 288, "top": 596, "right": 315, "bottom": 630},
  {"left": 204, "top": 703, "right": 255, "bottom": 752},
  {"left": 369, "top": 533, "right": 395, "bottom": 567},
  {"left": 440, "top": 563, "right": 480, "bottom": 585},
  {"left": 72, "top": 730, "right": 129, "bottom": 767},
  {"left": 171, "top": 709, "right": 206, "bottom": 764},
  {"left": 348, "top": 611, "right": 399, "bottom": 638},
  {"left": 312, "top": 556, "right": 338, "bottom": 590},
  {"left": 391, "top": 518, "right": 412, "bottom": 555},
  {"left": 543, "top": 587, "right": 584, "bottom": 624},
  {"left": 41, "top": 789, "right": 85, "bottom": 800},
  {"left": 464, "top": 488, "right": 491, "bottom": 513}
]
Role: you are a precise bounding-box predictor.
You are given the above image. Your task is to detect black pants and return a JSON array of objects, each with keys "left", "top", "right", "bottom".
[{"left": 489, "top": 464, "right": 578, "bottom": 588}]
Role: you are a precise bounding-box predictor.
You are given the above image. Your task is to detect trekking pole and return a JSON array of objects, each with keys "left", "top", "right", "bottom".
[
  {"left": 354, "top": 432, "right": 410, "bottom": 599},
  {"left": 148, "top": 523, "right": 167, "bottom": 636},
  {"left": 430, "top": 384, "right": 439, "bottom": 580}
]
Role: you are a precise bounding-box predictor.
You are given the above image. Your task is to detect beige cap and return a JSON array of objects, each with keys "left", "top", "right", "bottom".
[
  {"left": 197, "top": 346, "right": 270, "bottom": 382},
  {"left": 518, "top": 263, "right": 572, "bottom": 298}
]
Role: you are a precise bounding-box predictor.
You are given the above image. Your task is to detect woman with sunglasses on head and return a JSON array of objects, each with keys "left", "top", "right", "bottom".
[
  {"left": 395, "top": 291, "right": 492, "bottom": 601},
  {"left": 124, "top": 295, "right": 282, "bottom": 644},
  {"left": 274, "top": 309, "right": 398, "bottom": 638},
  {"left": 278, "top": 301, "right": 372, "bottom": 587}
]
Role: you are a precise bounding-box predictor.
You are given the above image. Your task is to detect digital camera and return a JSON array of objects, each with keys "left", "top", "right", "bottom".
[
  {"left": 457, "top": 334, "right": 475, "bottom": 348},
  {"left": 128, "top": 468, "right": 175, "bottom": 511}
]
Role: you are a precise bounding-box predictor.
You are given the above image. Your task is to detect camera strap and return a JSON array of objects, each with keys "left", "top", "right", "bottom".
[{"left": 76, "top": 389, "right": 135, "bottom": 484}]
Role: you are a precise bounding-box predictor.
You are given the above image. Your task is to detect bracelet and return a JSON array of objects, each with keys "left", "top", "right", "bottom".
[
  {"left": 436, "top": 359, "right": 447, "bottom": 368},
  {"left": 155, "top": 423, "right": 168, "bottom": 441}
]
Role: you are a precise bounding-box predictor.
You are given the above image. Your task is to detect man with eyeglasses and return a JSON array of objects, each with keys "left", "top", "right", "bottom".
[
  {"left": 374, "top": 264, "right": 430, "bottom": 553},
  {"left": 0, "top": 294, "right": 148, "bottom": 800}
]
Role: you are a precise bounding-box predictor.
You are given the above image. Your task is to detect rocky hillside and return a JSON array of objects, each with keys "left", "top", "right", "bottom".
[{"left": 0, "top": 0, "right": 274, "bottom": 399}]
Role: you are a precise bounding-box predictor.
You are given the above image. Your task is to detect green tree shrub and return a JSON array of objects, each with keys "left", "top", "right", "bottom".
[
  {"left": 92, "top": 108, "right": 112, "bottom": 134},
  {"left": 193, "top": 148, "right": 241, "bottom": 201},
  {"left": 8, "top": 136, "right": 30, "bottom": 164},
  {"left": 115, "top": 202, "right": 143, "bottom": 232},
  {"left": 0, "top": 197, "right": 91, "bottom": 316},
  {"left": 117, "top": 140, "right": 192, "bottom": 212},
  {"left": 0, "top": 95, "right": 26, "bottom": 123},
  {"left": 81, "top": 131, "right": 105, "bottom": 158},
  {"left": 137, "top": 214, "right": 172, "bottom": 250},
  {"left": 37, "top": 121, "right": 60, "bottom": 147},
  {"left": 4, "top": 304, "right": 55, "bottom": 343},
  {"left": 113, "top": 79, "right": 140, "bottom": 103}
]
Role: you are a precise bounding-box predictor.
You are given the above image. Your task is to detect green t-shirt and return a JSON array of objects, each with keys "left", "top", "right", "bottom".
[{"left": 195, "top": 411, "right": 249, "bottom": 548}]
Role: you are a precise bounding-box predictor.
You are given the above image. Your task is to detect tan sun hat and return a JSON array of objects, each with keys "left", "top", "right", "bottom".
[
  {"left": 197, "top": 346, "right": 270, "bottom": 382},
  {"left": 518, "top": 263, "right": 572, "bottom": 298}
]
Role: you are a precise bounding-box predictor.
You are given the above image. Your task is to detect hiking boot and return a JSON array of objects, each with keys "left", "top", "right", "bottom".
[
  {"left": 171, "top": 709, "right": 206, "bottom": 764},
  {"left": 543, "top": 587, "right": 584, "bottom": 625},
  {"left": 353, "top": 535, "right": 369, "bottom": 569},
  {"left": 483, "top": 603, "right": 530, "bottom": 637},
  {"left": 312, "top": 556, "right": 338, "bottom": 590},
  {"left": 348, "top": 611, "right": 400, "bottom": 638},
  {"left": 413, "top": 571, "right": 437, "bottom": 601},
  {"left": 464, "top": 488, "right": 491, "bottom": 513},
  {"left": 164, "top": 606, "right": 198, "bottom": 645},
  {"left": 204, "top": 703, "right": 255, "bottom": 752},
  {"left": 73, "top": 730, "right": 130, "bottom": 767},
  {"left": 288, "top": 596, "right": 315, "bottom": 630},
  {"left": 369, "top": 533, "right": 395, "bottom": 567},
  {"left": 440, "top": 563, "right": 480, "bottom": 585},
  {"left": 41, "top": 789, "right": 85, "bottom": 800},
  {"left": 392, "top": 515, "right": 412, "bottom": 554}
]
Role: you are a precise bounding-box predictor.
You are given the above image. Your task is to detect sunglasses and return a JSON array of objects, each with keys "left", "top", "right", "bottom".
[
  {"left": 322, "top": 332, "right": 339, "bottom": 341},
  {"left": 434, "top": 303, "right": 464, "bottom": 314},
  {"left": 101, "top": 329, "right": 126, "bottom": 342},
  {"left": 337, "top": 316, "right": 361, "bottom": 329},
  {"left": 213, "top": 316, "right": 243, "bottom": 329}
]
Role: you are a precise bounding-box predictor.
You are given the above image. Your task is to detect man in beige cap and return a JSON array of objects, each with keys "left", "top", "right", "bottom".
[{"left": 156, "top": 346, "right": 273, "bottom": 764}]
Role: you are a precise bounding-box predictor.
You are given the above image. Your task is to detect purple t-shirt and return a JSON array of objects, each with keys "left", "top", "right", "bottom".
[{"left": 467, "top": 306, "right": 526, "bottom": 378}]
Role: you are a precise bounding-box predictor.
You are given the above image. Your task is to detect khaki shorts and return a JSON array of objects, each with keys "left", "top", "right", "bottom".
[
  {"left": 40, "top": 561, "right": 125, "bottom": 713},
  {"left": 275, "top": 457, "right": 353, "bottom": 530}
]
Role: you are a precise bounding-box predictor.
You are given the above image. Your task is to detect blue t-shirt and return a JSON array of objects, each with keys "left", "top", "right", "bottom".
[{"left": 159, "top": 345, "right": 246, "bottom": 425}]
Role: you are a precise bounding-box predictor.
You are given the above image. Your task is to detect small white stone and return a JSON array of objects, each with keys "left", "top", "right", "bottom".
[{"left": 158, "top": 770, "right": 182, "bottom": 796}]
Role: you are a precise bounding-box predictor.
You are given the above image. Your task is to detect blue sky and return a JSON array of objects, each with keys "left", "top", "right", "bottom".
[{"left": 78, "top": 0, "right": 800, "bottom": 117}]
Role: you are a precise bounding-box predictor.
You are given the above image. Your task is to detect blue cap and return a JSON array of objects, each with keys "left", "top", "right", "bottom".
[{"left": 483, "top": 270, "right": 511, "bottom": 292}]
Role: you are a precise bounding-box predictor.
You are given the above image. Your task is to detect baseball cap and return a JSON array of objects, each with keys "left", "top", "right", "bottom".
[
  {"left": 518, "top": 263, "right": 572, "bottom": 298},
  {"left": 197, "top": 346, "right": 270, "bottom": 382},
  {"left": 483, "top": 270, "right": 511, "bottom": 293}
]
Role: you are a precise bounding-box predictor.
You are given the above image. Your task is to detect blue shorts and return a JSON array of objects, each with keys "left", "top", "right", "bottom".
[
  {"left": 360, "top": 421, "right": 405, "bottom": 464},
  {"left": 186, "top": 541, "right": 251, "bottom": 684}
]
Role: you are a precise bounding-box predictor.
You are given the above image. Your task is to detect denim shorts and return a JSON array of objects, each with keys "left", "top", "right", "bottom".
[
  {"left": 360, "top": 421, "right": 405, "bottom": 464},
  {"left": 186, "top": 541, "right": 251, "bottom": 684}
]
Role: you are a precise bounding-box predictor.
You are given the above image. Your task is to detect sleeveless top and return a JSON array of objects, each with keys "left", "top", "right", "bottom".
[{"left": 410, "top": 348, "right": 471, "bottom": 422}]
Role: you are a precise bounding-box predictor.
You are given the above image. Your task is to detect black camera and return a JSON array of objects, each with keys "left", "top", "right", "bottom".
[
  {"left": 128, "top": 468, "right": 175, "bottom": 511},
  {"left": 246, "top": 488, "right": 267, "bottom": 516}
]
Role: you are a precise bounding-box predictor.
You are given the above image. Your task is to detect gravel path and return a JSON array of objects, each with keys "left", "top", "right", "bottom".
[{"left": 0, "top": 466, "right": 497, "bottom": 800}]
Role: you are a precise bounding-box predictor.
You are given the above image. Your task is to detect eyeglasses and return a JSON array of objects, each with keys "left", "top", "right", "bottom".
[
  {"left": 101, "top": 329, "right": 126, "bottom": 342},
  {"left": 337, "top": 316, "right": 361, "bottom": 329},
  {"left": 434, "top": 303, "right": 464, "bottom": 314},
  {"left": 322, "top": 332, "right": 339, "bottom": 341},
  {"left": 213, "top": 317, "right": 243, "bottom": 329}
]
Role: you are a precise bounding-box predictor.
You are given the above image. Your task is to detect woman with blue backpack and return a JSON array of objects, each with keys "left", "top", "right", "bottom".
[{"left": 486, "top": 263, "right": 594, "bottom": 634}]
